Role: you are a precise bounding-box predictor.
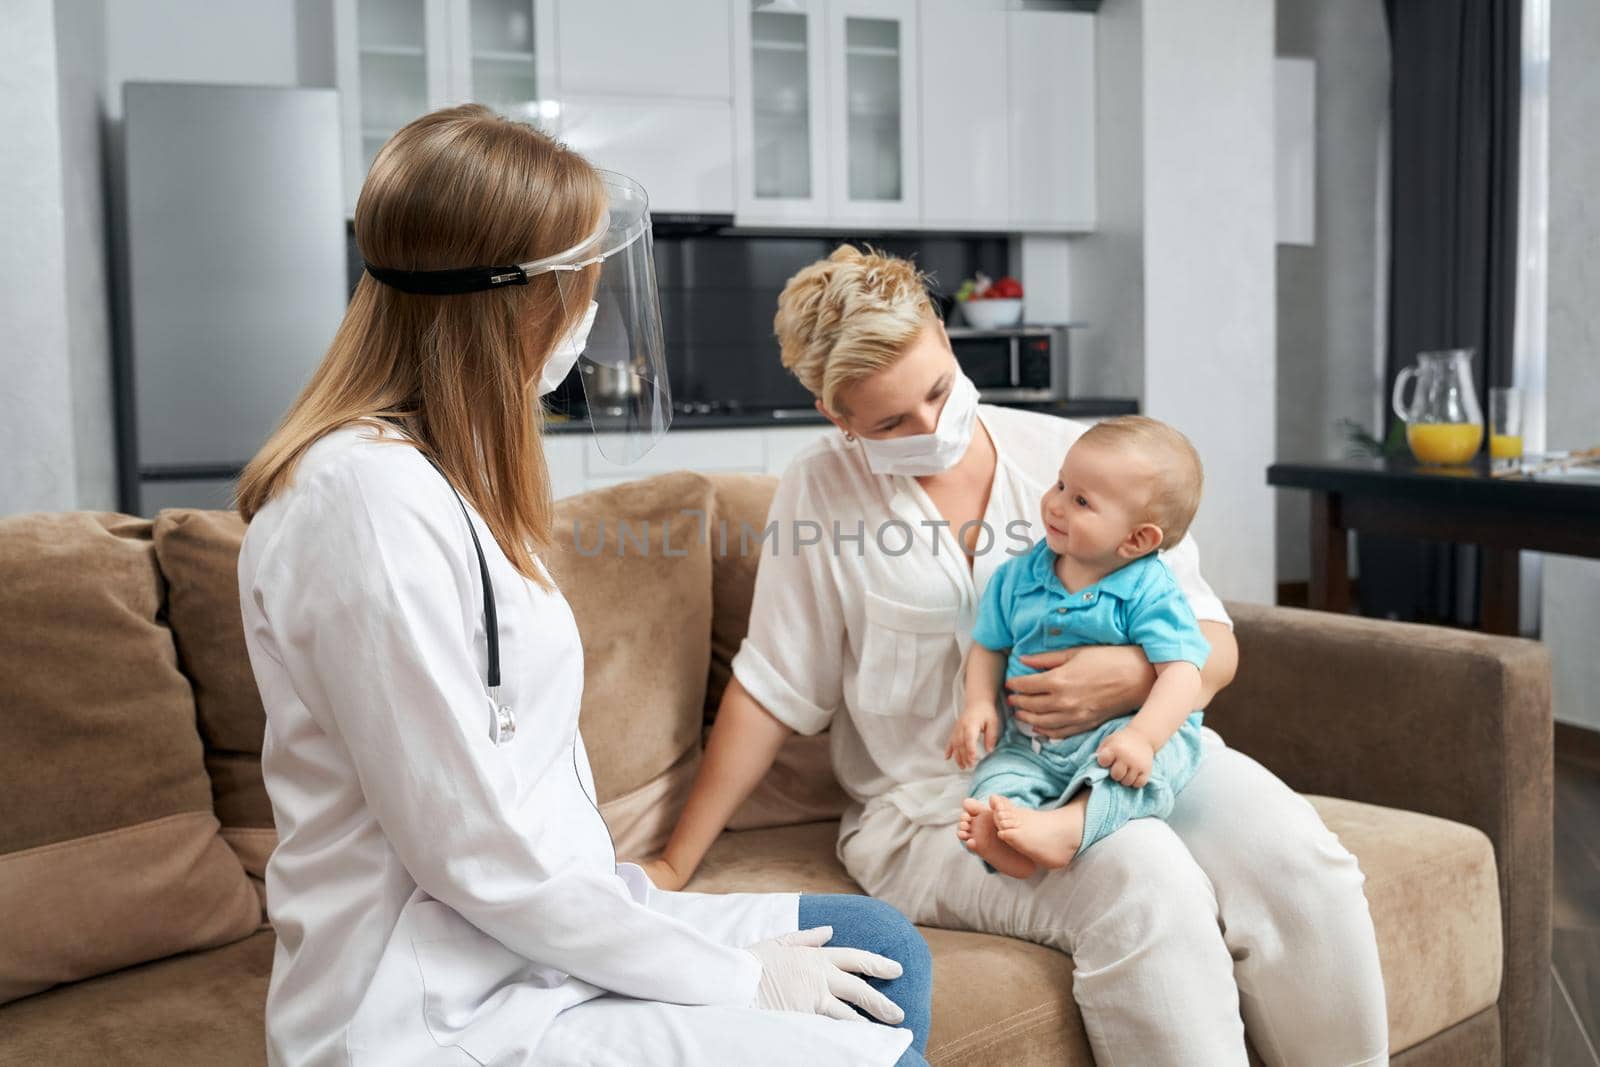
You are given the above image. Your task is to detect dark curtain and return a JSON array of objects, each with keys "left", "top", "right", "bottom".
[
  {"left": 1365, "top": 0, "right": 1521, "bottom": 626},
  {"left": 1384, "top": 0, "right": 1522, "bottom": 408}
]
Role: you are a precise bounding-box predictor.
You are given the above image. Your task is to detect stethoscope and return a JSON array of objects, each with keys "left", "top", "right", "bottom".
[
  {"left": 421, "top": 450, "right": 619, "bottom": 863},
  {"left": 426, "top": 454, "right": 517, "bottom": 746}
]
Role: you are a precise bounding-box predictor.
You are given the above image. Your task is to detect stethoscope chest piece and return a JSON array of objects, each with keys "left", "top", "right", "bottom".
[{"left": 490, "top": 689, "right": 517, "bottom": 746}]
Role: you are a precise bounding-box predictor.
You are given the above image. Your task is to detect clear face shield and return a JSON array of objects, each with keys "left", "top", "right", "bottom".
[
  {"left": 362, "top": 169, "right": 671, "bottom": 464},
  {"left": 519, "top": 171, "right": 669, "bottom": 463}
]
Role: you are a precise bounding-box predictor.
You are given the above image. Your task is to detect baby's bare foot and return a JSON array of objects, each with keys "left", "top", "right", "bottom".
[
  {"left": 959, "top": 796, "right": 1037, "bottom": 879},
  {"left": 956, "top": 797, "right": 983, "bottom": 846},
  {"left": 992, "top": 793, "right": 1087, "bottom": 870}
]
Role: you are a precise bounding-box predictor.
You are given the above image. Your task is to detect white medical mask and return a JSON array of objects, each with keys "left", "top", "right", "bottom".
[
  {"left": 854, "top": 372, "right": 980, "bottom": 477},
  {"left": 535, "top": 300, "right": 598, "bottom": 396}
]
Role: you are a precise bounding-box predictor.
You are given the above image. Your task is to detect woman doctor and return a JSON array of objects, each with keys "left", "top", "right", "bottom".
[{"left": 234, "top": 105, "right": 931, "bottom": 1067}]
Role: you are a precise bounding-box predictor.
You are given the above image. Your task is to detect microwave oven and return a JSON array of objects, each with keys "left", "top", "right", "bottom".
[{"left": 946, "top": 325, "right": 1070, "bottom": 402}]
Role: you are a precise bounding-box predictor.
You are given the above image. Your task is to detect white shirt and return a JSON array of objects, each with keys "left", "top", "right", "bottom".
[
  {"left": 238, "top": 425, "right": 909, "bottom": 1067},
  {"left": 730, "top": 405, "right": 1230, "bottom": 832}
]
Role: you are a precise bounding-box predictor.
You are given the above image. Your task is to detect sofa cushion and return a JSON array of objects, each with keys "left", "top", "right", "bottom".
[
  {"left": 683, "top": 796, "right": 1502, "bottom": 1063},
  {"left": 0, "top": 930, "right": 274, "bottom": 1066},
  {"left": 150, "top": 509, "right": 273, "bottom": 882},
  {"left": 149, "top": 472, "right": 722, "bottom": 871},
  {"left": 704, "top": 473, "right": 853, "bottom": 834},
  {"left": 0, "top": 801, "right": 1499, "bottom": 1065},
  {"left": 1310, "top": 796, "right": 1502, "bottom": 1053},
  {"left": 0, "top": 513, "right": 261, "bottom": 1005},
  {"left": 543, "top": 472, "right": 719, "bottom": 857},
  {"left": 703, "top": 472, "right": 780, "bottom": 716},
  {"left": 684, "top": 821, "right": 1094, "bottom": 1064}
]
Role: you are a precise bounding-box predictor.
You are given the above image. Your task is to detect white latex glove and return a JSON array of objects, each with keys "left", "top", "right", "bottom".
[{"left": 744, "top": 926, "right": 906, "bottom": 1025}]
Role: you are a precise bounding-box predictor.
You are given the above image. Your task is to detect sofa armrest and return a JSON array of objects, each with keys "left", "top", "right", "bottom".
[{"left": 1210, "top": 601, "right": 1551, "bottom": 1064}]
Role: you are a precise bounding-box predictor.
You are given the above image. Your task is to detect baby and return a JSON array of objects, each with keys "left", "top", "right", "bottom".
[{"left": 946, "top": 415, "right": 1211, "bottom": 878}]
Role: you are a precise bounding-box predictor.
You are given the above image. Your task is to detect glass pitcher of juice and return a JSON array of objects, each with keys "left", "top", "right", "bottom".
[{"left": 1391, "top": 349, "right": 1484, "bottom": 465}]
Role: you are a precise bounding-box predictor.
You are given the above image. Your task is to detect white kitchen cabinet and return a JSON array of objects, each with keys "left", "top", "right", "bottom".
[
  {"left": 586, "top": 428, "right": 769, "bottom": 480},
  {"left": 825, "top": 0, "right": 920, "bottom": 223},
  {"left": 556, "top": 95, "right": 734, "bottom": 214},
  {"left": 732, "top": 0, "right": 831, "bottom": 223},
  {"left": 450, "top": 0, "right": 559, "bottom": 118},
  {"left": 544, "top": 432, "right": 589, "bottom": 501},
  {"left": 734, "top": 0, "right": 1090, "bottom": 232},
  {"left": 336, "top": 0, "right": 452, "bottom": 216},
  {"left": 763, "top": 424, "right": 833, "bottom": 476},
  {"left": 555, "top": 0, "right": 731, "bottom": 99},
  {"left": 1006, "top": 9, "right": 1095, "bottom": 232},
  {"left": 733, "top": 0, "right": 919, "bottom": 226},
  {"left": 549, "top": 425, "right": 833, "bottom": 498},
  {"left": 918, "top": 0, "right": 1008, "bottom": 230},
  {"left": 336, "top": 0, "right": 556, "bottom": 215}
]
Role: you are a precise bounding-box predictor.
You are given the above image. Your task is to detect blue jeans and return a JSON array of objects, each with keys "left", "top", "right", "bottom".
[{"left": 797, "top": 894, "right": 932, "bottom": 1067}]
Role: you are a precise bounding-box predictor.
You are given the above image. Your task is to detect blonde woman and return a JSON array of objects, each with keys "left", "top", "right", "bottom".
[
  {"left": 645, "top": 246, "right": 1390, "bottom": 1065},
  {"left": 234, "top": 108, "right": 930, "bottom": 1067}
]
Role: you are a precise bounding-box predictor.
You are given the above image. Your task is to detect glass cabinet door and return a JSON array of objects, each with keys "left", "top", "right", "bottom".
[
  {"left": 338, "top": 0, "right": 452, "bottom": 214},
  {"left": 734, "top": 0, "right": 828, "bottom": 222},
  {"left": 461, "top": 0, "right": 556, "bottom": 129},
  {"left": 355, "top": 0, "right": 432, "bottom": 177},
  {"left": 827, "top": 0, "right": 918, "bottom": 222}
]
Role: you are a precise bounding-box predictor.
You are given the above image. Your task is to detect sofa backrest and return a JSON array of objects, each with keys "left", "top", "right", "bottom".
[
  {"left": 0, "top": 467, "right": 846, "bottom": 979},
  {"left": 702, "top": 474, "right": 850, "bottom": 831},
  {"left": 147, "top": 471, "right": 726, "bottom": 866},
  {"left": 0, "top": 512, "right": 260, "bottom": 1005}
]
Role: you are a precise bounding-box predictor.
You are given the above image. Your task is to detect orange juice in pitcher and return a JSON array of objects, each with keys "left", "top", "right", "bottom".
[
  {"left": 1392, "top": 349, "right": 1484, "bottom": 466},
  {"left": 1407, "top": 423, "right": 1484, "bottom": 465}
]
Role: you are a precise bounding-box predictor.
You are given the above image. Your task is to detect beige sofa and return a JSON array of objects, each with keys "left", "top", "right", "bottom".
[{"left": 0, "top": 471, "right": 1550, "bottom": 1065}]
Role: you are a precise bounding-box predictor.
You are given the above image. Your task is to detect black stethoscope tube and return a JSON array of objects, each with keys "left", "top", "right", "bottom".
[{"left": 425, "top": 454, "right": 501, "bottom": 689}]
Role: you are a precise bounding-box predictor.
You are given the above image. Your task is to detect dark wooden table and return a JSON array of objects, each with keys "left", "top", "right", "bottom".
[{"left": 1267, "top": 457, "right": 1600, "bottom": 634}]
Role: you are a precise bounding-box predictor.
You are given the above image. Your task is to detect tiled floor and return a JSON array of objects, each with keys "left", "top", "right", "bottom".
[{"left": 1553, "top": 747, "right": 1600, "bottom": 1065}]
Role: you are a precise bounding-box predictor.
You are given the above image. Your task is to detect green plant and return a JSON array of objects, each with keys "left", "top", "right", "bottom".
[{"left": 1338, "top": 417, "right": 1408, "bottom": 459}]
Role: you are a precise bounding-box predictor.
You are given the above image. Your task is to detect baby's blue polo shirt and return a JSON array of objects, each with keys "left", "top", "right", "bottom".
[{"left": 973, "top": 538, "right": 1211, "bottom": 687}]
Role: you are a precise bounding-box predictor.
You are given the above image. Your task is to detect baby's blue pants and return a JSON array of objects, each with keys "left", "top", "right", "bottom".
[{"left": 967, "top": 711, "right": 1206, "bottom": 862}]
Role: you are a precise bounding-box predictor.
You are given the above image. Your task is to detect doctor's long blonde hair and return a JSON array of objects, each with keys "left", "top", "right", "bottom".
[{"left": 236, "top": 104, "right": 605, "bottom": 588}]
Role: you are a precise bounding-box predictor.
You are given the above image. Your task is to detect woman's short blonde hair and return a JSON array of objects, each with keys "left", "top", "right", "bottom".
[{"left": 773, "top": 245, "right": 939, "bottom": 415}]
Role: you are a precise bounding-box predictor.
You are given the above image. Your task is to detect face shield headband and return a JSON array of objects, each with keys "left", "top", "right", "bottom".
[{"left": 362, "top": 170, "right": 670, "bottom": 464}]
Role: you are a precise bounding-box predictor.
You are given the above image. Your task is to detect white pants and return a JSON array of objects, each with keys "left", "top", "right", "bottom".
[{"left": 841, "top": 730, "right": 1390, "bottom": 1067}]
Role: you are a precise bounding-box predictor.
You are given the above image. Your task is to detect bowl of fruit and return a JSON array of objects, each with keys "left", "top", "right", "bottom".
[{"left": 954, "top": 273, "right": 1024, "bottom": 329}]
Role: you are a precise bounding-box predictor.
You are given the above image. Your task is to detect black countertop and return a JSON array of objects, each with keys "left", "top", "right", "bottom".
[{"left": 543, "top": 397, "right": 1139, "bottom": 434}]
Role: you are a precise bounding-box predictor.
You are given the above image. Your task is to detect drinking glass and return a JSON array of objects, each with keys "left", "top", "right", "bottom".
[{"left": 1490, "top": 387, "right": 1524, "bottom": 472}]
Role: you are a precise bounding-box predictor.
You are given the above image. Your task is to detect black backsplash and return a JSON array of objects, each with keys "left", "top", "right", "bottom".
[
  {"left": 346, "top": 228, "right": 1008, "bottom": 410},
  {"left": 653, "top": 233, "right": 1008, "bottom": 408}
]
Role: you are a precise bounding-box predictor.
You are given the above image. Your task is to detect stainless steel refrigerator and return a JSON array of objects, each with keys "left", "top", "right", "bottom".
[{"left": 119, "top": 83, "right": 345, "bottom": 515}]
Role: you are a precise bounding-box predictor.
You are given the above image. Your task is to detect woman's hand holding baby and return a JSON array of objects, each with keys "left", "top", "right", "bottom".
[
  {"left": 1007, "top": 645, "right": 1157, "bottom": 738},
  {"left": 1096, "top": 728, "right": 1154, "bottom": 788},
  {"left": 945, "top": 704, "right": 1000, "bottom": 770}
]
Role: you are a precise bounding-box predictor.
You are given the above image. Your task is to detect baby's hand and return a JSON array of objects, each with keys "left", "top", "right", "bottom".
[
  {"left": 1096, "top": 729, "right": 1154, "bottom": 788},
  {"left": 945, "top": 703, "right": 1000, "bottom": 770}
]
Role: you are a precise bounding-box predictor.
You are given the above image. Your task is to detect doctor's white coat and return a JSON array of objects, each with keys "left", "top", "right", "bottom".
[{"left": 237, "top": 424, "right": 912, "bottom": 1067}]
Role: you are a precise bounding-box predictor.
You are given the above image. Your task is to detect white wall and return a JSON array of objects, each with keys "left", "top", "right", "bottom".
[
  {"left": 1140, "top": 0, "right": 1277, "bottom": 605},
  {"left": 54, "top": 0, "right": 117, "bottom": 512},
  {"left": 1, "top": 0, "right": 79, "bottom": 517},
  {"left": 0, "top": 0, "right": 324, "bottom": 518},
  {"left": 104, "top": 0, "right": 300, "bottom": 118},
  {"left": 1064, "top": 0, "right": 1145, "bottom": 403},
  {"left": 1065, "top": 0, "right": 1278, "bottom": 604},
  {"left": 1542, "top": 0, "right": 1600, "bottom": 730},
  {"left": 1274, "top": 0, "right": 1390, "bottom": 583}
]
